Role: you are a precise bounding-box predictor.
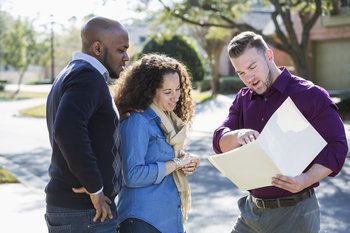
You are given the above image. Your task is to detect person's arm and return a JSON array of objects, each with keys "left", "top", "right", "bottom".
[
  {"left": 272, "top": 164, "right": 332, "bottom": 193},
  {"left": 212, "top": 90, "right": 243, "bottom": 153},
  {"left": 272, "top": 89, "right": 348, "bottom": 192},
  {"left": 120, "top": 114, "right": 186, "bottom": 188},
  {"left": 54, "top": 71, "right": 104, "bottom": 193},
  {"left": 219, "top": 129, "right": 260, "bottom": 153},
  {"left": 55, "top": 70, "right": 112, "bottom": 222}
]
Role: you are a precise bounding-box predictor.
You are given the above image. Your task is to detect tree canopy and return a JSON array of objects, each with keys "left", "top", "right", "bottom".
[
  {"left": 156, "top": 0, "right": 336, "bottom": 79},
  {"left": 141, "top": 34, "right": 205, "bottom": 82}
]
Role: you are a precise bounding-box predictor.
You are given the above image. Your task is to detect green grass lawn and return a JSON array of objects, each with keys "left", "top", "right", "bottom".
[
  {"left": 0, "top": 167, "right": 18, "bottom": 184},
  {"left": 0, "top": 91, "right": 48, "bottom": 100},
  {"left": 19, "top": 104, "right": 46, "bottom": 118},
  {"left": 16, "top": 91, "right": 213, "bottom": 119},
  {"left": 192, "top": 90, "right": 213, "bottom": 103}
]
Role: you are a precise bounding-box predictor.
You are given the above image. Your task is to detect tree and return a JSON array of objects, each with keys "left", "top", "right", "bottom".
[
  {"left": 0, "top": 10, "right": 14, "bottom": 68},
  {"left": 157, "top": 0, "right": 335, "bottom": 79},
  {"left": 145, "top": 7, "right": 231, "bottom": 94},
  {"left": 2, "top": 17, "right": 49, "bottom": 96},
  {"left": 54, "top": 20, "right": 81, "bottom": 75},
  {"left": 141, "top": 34, "right": 205, "bottom": 83},
  {"left": 191, "top": 27, "right": 231, "bottom": 94}
]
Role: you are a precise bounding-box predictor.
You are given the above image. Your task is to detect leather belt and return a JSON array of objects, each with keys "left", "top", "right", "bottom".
[{"left": 251, "top": 188, "right": 314, "bottom": 209}]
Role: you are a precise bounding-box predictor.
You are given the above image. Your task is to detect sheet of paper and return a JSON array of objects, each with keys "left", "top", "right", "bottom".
[{"left": 208, "top": 97, "right": 327, "bottom": 191}]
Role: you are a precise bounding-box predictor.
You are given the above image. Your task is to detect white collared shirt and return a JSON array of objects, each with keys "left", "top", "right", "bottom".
[{"left": 72, "top": 51, "right": 111, "bottom": 83}]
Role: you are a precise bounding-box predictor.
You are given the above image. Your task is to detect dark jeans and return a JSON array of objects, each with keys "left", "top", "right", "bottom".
[
  {"left": 118, "top": 218, "right": 161, "bottom": 233},
  {"left": 45, "top": 204, "right": 118, "bottom": 233}
]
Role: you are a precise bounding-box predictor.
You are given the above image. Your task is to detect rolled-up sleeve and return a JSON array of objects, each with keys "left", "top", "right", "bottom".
[{"left": 212, "top": 92, "right": 242, "bottom": 154}]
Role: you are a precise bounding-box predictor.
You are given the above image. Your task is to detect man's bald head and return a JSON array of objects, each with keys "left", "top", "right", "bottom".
[
  {"left": 80, "top": 16, "right": 129, "bottom": 80},
  {"left": 81, "top": 16, "right": 126, "bottom": 53}
]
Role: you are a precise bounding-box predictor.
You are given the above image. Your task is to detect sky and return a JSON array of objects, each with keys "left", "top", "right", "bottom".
[{"left": 1, "top": 0, "right": 152, "bottom": 28}]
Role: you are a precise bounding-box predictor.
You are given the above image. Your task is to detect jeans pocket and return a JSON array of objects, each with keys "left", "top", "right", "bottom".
[
  {"left": 45, "top": 213, "right": 71, "bottom": 233},
  {"left": 88, "top": 217, "right": 118, "bottom": 233}
]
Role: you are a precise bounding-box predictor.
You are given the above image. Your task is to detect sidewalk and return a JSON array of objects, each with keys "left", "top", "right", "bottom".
[{"left": 0, "top": 94, "right": 349, "bottom": 233}]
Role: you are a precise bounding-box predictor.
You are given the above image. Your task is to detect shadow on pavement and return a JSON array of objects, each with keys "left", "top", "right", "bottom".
[{"left": 0, "top": 147, "right": 51, "bottom": 190}]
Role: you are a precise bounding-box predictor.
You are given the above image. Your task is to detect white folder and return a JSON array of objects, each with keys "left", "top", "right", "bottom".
[{"left": 208, "top": 97, "right": 327, "bottom": 191}]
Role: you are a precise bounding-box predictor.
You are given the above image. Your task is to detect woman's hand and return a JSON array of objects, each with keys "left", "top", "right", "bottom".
[{"left": 179, "top": 152, "right": 200, "bottom": 176}]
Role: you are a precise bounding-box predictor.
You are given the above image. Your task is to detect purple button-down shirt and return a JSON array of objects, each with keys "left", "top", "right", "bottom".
[{"left": 212, "top": 68, "right": 348, "bottom": 199}]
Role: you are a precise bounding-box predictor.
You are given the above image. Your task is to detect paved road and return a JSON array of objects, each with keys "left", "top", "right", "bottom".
[{"left": 0, "top": 94, "right": 349, "bottom": 233}]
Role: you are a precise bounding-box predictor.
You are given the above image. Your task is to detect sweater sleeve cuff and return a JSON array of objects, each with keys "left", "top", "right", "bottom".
[{"left": 155, "top": 162, "right": 167, "bottom": 184}]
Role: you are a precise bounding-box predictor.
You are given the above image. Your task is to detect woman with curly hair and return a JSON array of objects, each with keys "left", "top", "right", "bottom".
[{"left": 113, "top": 53, "right": 200, "bottom": 233}]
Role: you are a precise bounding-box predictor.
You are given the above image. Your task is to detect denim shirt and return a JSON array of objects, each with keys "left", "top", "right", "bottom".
[{"left": 117, "top": 107, "right": 184, "bottom": 233}]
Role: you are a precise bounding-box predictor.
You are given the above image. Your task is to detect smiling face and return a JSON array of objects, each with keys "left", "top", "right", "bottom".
[
  {"left": 230, "top": 47, "right": 276, "bottom": 95},
  {"left": 153, "top": 72, "right": 181, "bottom": 112}
]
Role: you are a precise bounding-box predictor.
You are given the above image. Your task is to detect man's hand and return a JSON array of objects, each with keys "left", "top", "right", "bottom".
[
  {"left": 271, "top": 173, "right": 310, "bottom": 193},
  {"left": 219, "top": 129, "right": 259, "bottom": 152},
  {"left": 272, "top": 164, "right": 333, "bottom": 193},
  {"left": 236, "top": 129, "right": 259, "bottom": 145},
  {"left": 72, "top": 187, "right": 113, "bottom": 222}
]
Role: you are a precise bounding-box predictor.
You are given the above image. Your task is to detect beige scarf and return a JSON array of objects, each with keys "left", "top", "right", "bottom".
[{"left": 150, "top": 103, "right": 191, "bottom": 223}]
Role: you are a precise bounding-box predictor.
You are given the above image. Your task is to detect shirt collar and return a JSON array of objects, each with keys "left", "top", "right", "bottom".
[
  {"left": 272, "top": 67, "right": 291, "bottom": 94},
  {"left": 72, "top": 52, "right": 110, "bottom": 82},
  {"left": 143, "top": 106, "right": 161, "bottom": 123}
]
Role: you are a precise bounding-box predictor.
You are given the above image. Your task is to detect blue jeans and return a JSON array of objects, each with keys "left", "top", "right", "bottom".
[
  {"left": 118, "top": 218, "right": 161, "bottom": 233},
  {"left": 45, "top": 204, "right": 118, "bottom": 233}
]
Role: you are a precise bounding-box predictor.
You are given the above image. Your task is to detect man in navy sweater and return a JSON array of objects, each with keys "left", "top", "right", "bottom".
[{"left": 45, "top": 16, "right": 129, "bottom": 232}]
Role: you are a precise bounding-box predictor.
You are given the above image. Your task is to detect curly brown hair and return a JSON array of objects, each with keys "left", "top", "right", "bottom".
[{"left": 112, "top": 53, "right": 194, "bottom": 123}]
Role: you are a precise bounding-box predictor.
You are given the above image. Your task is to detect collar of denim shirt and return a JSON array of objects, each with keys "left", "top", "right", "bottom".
[{"left": 142, "top": 106, "right": 161, "bottom": 124}]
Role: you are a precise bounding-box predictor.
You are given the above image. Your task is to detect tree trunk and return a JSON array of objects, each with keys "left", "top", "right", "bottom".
[
  {"left": 11, "top": 68, "right": 26, "bottom": 98},
  {"left": 210, "top": 47, "right": 225, "bottom": 95},
  {"left": 290, "top": 49, "right": 310, "bottom": 79},
  {"left": 211, "top": 62, "right": 220, "bottom": 95}
]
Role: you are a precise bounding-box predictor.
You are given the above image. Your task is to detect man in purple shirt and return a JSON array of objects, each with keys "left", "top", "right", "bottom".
[{"left": 212, "top": 31, "right": 348, "bottom": 233}]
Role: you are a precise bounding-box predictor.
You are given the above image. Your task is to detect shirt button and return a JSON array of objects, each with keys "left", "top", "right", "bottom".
[
  {"left": 264, "top": 98, "right": 268, "bottom": 102},
  {"left": 261, "top": 118, "right": 265, "bottom": 121}
]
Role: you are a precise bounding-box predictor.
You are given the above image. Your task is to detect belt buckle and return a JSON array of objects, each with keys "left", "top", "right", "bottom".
[{"left": 255, "top": 198, "right": 265, "bottom": 208}]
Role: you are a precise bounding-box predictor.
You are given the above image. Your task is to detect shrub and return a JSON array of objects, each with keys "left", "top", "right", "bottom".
[
  {"left": 219, "top": 76, "right": 245, "bottom": 94},
  {"left": 329, "top": 90, "right": 350, "bottom": 120},
  {"left": 199, "top": 79, "right": 212, "bottom": 92},
  {"left": 140, "top": 34, "right": 205, "bottom": 82},
  {"left": 0, "top": 80, "right": 7, "bottom": 91},
  {"left": 29, "top": 79, "right": 52, "bottom": 85}
]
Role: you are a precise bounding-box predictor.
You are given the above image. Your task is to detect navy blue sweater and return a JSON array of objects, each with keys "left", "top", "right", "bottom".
[{"left": 46, "top": 60, "right": 121, "bottom": 210}]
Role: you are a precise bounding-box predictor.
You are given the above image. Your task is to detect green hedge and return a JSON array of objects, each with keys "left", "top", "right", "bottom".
[
  {"left": 29, "top": 79, "right": 52, "bottom": 85},
  {"left": 220, "top": 76, "right": 245, "bottom": 93},
  {"left": 0, "top": 80, "right": 7, "bottom": 91},
  {"left": 330, "top": 91, "right": 350, "bottom": 120}
]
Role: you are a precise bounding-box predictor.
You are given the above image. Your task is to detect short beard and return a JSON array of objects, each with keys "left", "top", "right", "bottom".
[
  {"left": 265, "top": 69, "right": 273, "bottom": 88},
  {"left": 102, "top": 47, "right": 118, "bottom": 80}
]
